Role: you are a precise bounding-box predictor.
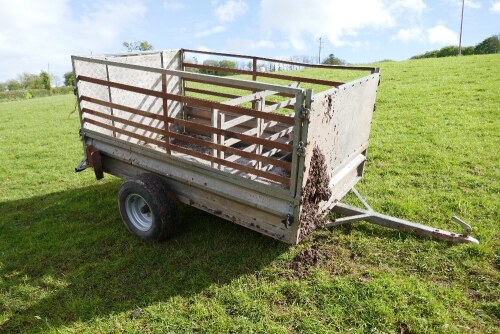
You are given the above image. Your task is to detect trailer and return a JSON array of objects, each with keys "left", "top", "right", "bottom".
[{"left": 72, "top": 49, "right": 478, "bottom": 244}]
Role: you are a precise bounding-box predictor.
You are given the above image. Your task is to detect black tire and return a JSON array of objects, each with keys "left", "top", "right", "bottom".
[{"left": 118, "top": 173, "right": 178, "bottom": 242}]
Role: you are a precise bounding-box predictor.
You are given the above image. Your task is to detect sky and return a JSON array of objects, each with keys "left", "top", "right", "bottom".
[{"left": 0, "top": 0, "right": 498, "bottom": 83}]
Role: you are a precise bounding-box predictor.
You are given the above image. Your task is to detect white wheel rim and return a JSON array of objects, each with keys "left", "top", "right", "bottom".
[{"left": 125, "top": 193, "right": 153, "bottom": 231}]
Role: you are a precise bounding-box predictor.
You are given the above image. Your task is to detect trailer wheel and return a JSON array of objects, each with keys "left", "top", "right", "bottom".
[{"left": 118, "top": 173, "right": 178, "bottom": 242}]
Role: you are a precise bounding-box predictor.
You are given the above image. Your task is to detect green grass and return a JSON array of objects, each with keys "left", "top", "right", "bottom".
[{"left": 0, "top": 55, "right": 499, "bottom": 333}]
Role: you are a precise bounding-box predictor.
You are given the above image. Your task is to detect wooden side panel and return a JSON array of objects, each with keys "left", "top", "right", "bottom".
[
  {"left": 76, "top": 51, "right": 183, "bottom": 145},
  {"left": 74, "top": 57, "right": 113, "bottom": 136}
]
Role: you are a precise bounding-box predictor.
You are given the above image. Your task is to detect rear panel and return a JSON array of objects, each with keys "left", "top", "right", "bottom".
[{"left": 295, "top": 73, "right": 380, "bottom": 241}]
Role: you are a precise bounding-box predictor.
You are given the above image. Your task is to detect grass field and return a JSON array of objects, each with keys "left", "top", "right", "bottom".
[{"left": 0, "top": 55, "right": 498, "bottom": 333}]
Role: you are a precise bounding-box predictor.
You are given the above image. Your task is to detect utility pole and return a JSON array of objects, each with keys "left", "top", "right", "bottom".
[
  {"left": 318, "top": 37, "right": 323, "bottom": 64},
  {"left": 458, "top": 0, "right": 465, "bottom": 55}
]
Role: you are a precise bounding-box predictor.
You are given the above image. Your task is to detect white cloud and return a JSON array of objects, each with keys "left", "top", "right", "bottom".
[
  {"left": 391, "top": 0, "right": 427, "bottom": 14},
  {"left": 465, "top": 0, "right": 481, "bottom": 9},
  {"left": 194, "top": 25, "right": 227, "bottom": 38},
  {"left": 444, "top": 0, "right": 481, "bottom": 9},
  {"left": 392, "top": 28, "right": 424, "bottom": 42},
  {"left": 225, "top": 38, "right": 276, "bottom": 53},
  {"left": 427, "top": 25, "right": 459, "bottom": 45},
  {"left": 255, "top": 40, "right": 275, "bottom": 48},
  {"left": 163, "top": 1, "right": 186, "bottom": 10},
  {"left": 0, "top": 0, "right": 147, "bottom": 81},
  {"left": 491, "top": 1, "right": 500, "bottom": 12},
  {"left": 214, "top": 0, "right": 248, "bottom": 22},
  {"left": 260, "top": 0, "right": 395, "bottom": 48},
  {"left": 394, "top": 24, "right": 460, "bottom": 45}
]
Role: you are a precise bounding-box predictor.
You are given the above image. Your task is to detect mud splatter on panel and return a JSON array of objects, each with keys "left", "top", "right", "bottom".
[{"left": 298, "top": 146, "right": 331, "bottom": 241}]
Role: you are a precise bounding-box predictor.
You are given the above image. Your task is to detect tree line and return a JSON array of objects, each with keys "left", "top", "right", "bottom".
[
  {"left": 411, "top": 34, "right": 499, "bottom": 59},
  {"left": 0, "top": 71, "right": 76, "bottom": 92}
]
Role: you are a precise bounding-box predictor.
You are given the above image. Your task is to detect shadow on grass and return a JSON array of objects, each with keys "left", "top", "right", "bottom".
[{"left": 0, "top": 181, "right": 289, "bottom": 333}]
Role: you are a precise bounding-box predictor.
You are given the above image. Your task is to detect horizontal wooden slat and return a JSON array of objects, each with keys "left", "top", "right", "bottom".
[
  {"left": 184, "top": 88, "right": 294, "bottom": 109},
  {"left": 184, "top": 106, "right": 293, "bottom": 132},
  {"left": 185, "top": 77, "right": 295, "bottom": 98},
  {"left": 170, "top": 132, "right": 291, "bottom": 170},
  {"left": 170, "top": 142, "right": 289, "bottom": 185},
  {"left": 166, "top": 116, "right": 293, "bottom": 152},
  {"left": 81, "top": 96, "right": 163, "bottom": 120},
  {"left": 82, "top": 97, "right": 293, "bottom": 143},
  {"left": 222, "top": 115, "right": 254, "bottom": 129},
  {"left": 222, "top": 83, "right": 299, "bottom": 107},
  {"left": 265, "top": 100, "right": 295, "bottom": 110},
  {"left": 83, "top": 118, "right": 165, "bottom": 148},
  {"left": 257, "top": 72, "right": 343, "bottom": 87},
  {"left": 184, "top": 87, "right": 239, "bottom": 100},
  {"left": 84, "top": 106, "right": 291, "bottom": 162},
  {"left": 186, "top": 63, "right": 343, "bottom": 87},
  {"left": 180, "top": 95, "right": 294, "bottom": 125},
  {"left": 77, "top": 75, "right": 295, "bottom": 125},
  {"left": 82, "top": 108, "right": 163, "bottom": 136},
  {"left": 83, "top": 117, "right": 289, "bottom": 184},
  {"left": 263, "top": 97, "right": 297, "bottom": 113}
]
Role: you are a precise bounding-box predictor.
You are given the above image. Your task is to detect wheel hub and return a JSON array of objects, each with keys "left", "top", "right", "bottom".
[{"left": 125, "top": 194, "right": 153, "bottom": 231}]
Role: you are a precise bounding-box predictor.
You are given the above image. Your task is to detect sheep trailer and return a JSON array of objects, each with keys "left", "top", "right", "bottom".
[{"left": 72, "top": 49, "right": 478, "bottom": 244}]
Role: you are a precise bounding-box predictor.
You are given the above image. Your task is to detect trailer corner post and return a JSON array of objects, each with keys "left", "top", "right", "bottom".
[{"left": 289, "top": 88, "right": 313, "bottom": 243}]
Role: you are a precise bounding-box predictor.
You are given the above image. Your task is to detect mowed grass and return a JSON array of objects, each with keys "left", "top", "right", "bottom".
[{"left": 0, "top": 55, "right": 498, "bottom": 333}]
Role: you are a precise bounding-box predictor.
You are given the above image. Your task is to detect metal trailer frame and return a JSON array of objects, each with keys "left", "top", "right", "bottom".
[{"left": 72, "top": 49, "right": 478, "bottom": 245}]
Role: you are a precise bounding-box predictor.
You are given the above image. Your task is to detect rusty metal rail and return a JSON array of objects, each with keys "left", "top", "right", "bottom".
[{"left": 182, "top": 48, "right": 378, "bottom": 73}]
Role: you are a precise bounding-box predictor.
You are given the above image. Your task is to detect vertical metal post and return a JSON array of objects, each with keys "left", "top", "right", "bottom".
[
  {"left": 290, "top": 88, "right": 312, "bottom": 244},
  {"left": 252, "top": 57, "right": 257, "bottom": 110},
  {"left": 255, "top": 98, "right": 264, "bottom": 169},
  {"left": 219, "top": 112, "right": 225, "bottom": 171},
  {"left": 181, "top": 49, "right": 187, "bottom": 133},
  {"left": 459, "top": 0, "right": 465, "bottom": 55},
  {"left": 160, "top": 52, "right": 171, "bottom": 155},
  {"left": 318, "top": 37, "right": 322, "bottom": 64},
  {"left": 211, "top": 108, "right": 219, "bottom": 168},
  {"left": 289, "top": 90, "right": 306, "bottom": 196},
  {"left": 105, "top": 64, "right": 116, "bottom": 138},
  {"left": 71, "top": 56, "right": 88, "bottom": 159},
  {"left": 255, "top": 97, "right": 264, "bottom": 171}
]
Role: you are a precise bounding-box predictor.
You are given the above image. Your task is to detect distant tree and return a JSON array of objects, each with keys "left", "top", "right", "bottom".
[
  {"left": 322, "top": 54, "right": 345, "bottom": 65},
  {"left": 39, "top": 71, "right": 51, "bottom": 90},
  {"left": 139, "top": 41, "right": 153, "bottom": 51},
  {"left": 199, "top": 60, "right": 219, "bottom": 75},
  {"left": 17, "top": 73, "right": 43, "bottom": 89},
  {"left": 199, "top": 59, "right": 236, "bottom": 76},
  {"left": 64, "top": 71, "right": 75, "bottom": 86},
  {"left": 411, "top": 35, "right": 500, "bottom": 59},
  {"left": 474, "top": 35, "right": 500, "bottom": 54},
  {"left": 460, "top": 46, "right": 476, "bottom": 55},
  {"left": 7, "top": 79, "right": 21, "bottom": 91},
  {"left": 0, "top": 82, "right": 6, "bottom": 92},
  {"left": 123, "top": 41, "right": 154, "bottom": 52},
  {"left": 218, "top": 59, "right": 236, "bottom": 70}
]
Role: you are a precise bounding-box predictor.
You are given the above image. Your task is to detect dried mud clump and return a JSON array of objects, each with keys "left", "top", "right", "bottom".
[
  {"left": 286, "top": 248, "right": 323, "bottom": 278},
  {"left": 298, "top": 146, "right": 331, "bottom": 241}
]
